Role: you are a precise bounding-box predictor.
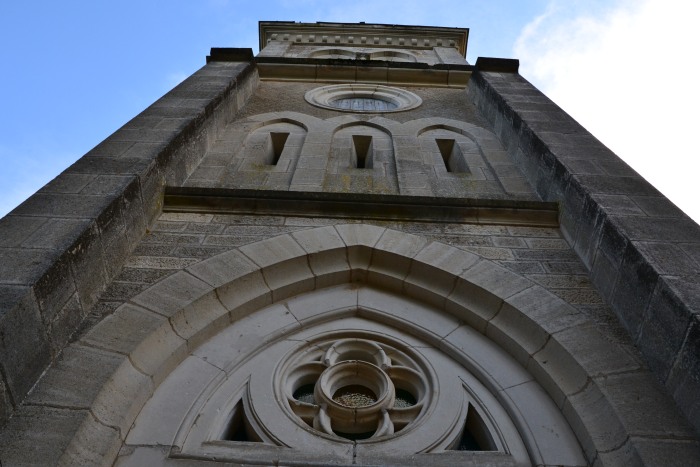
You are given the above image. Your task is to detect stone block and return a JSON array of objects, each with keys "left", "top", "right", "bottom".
[
  {"left": 590, "top": 194, "right": 644, "bottom": 216},
  {"left": 291, "top": 225, "right": 345, "bottom": 254},
  {"left": 0, "top": 286, "right": 51, "bottom": 403},
  {"left": 96, "top": 195, "right": 133, "bottom": 281},
  {"left": 159, "top": 212, "right": 214, "bottom": 223},
  {"left": 262, "top": 257, "right": 316, "bottom": 302},
  {"left": 335, "top": 224, "right": 384, "bottom": 280},
  {"left": 125, "top": 356, "right": 223, "bottom": 447},
  {"left": 193, "top": 303, "right": 299, "bottom": 370},
  {"left": 186, "top": 249, "right": 259, "bottom": 288},
  {"left": 32, "top": 250, "right": 77, "bottom": 325},
  {"left": 170, "top": 291, "right": 230, "bottom": 350},
  {"left": 445, "top": 276, "right": 503, "bottom": 333},
  {"left": 528, "top": 273, "right": 591, "bottom": 289},
  {"left": 506, "top": 285, "right": 587, "bottom": 335},
  {"left": 440, "top": 325, "right": 532, "bottom": 390},
  {"left": 369, "top": 229, "right": 427, "bottom": 292},
  {"left": 460, "top": 260, "right": 532, "bottom": 300},
  {"left": 129, "top": 318, "right": 188, "bottom": 387},
  {"left": 26, "top": 345, "right": 122, "bottom": 409},
  {"left": 600, "top": 370, "right": 697, "bottom": 439},
  {"left": 665, "top": 275, "right": 700, "bottom": 313},
  {"left": 216, "top": 269, "right": 272, "bottom": 320},
  {"left": 503, "top": 380, "right": 587, "bottom": 467},
  {"left": 561, "top": 381, "right": 627, "bottom": 459},
  {"left": 68, "top": 220, "right": 108, "bottom": 314},
  {"left": 487, "top": 291, "right": 551, "bottom": 367},
  {"left": 81, "top": 303, "right": 164, "bottom": 355},
  {"left": 666, "top": 315, "right": 700, "bottom": 434},
  {"left": 285, "top": 284, "right": 358, "bottom": 323},
  {"left": 597, "top": 216, "right": 629, "bottom": 267},
  {"left": 115, "top": 446, "right": 172, "bottom": 466},
  {"left": 335, "top": 223, "right": 385, "bottom": 248},
  {"left": 0, "top": 246, "right": 61, "bottom": 286},
  {"left": 637, "top": 279, "right": 694, "bottom": 380},
  {"left": 100, "top": 281, "right": 149, "bottom": 302},
  {"left": 358, "top": 287, "right": 460, "bottom": 339},
  {"left": 590, "top": 246, "right": 619, "bottom": 304},
  {"left": 0, "top": 216, "right": 47, "bottom": 248},
  {"left": 239, "top": 234, "right": 306, "bottom": 268},
  {"left": 613, "top": 214, "right": 700, "bottom": 243},
  {"left": 80, "top": 174, "right": 137, "bottom": 196},
  {"left": 61, "top": 411, "right": 122, "bottom": 466},
  {"left": 307, "top": 248, "right": 352, "bottom": 289},
  {"left": 405, "top": 241, "right": 480, "bottom": 308},
  {"left": 40, "top": 173, "right": 99, "bottom": 194},
  {"left": 632, "top": 195, "right": 684, "bottom": 218},
  {"left": 634, "top": 241, "right": 699, "bottom": 276},
  {"left": 0, "top": 405, "right": 88, "bottom": 466},
  {"left": 0, "top": 373, "right": 10, "bottom": 425},
  {"left": 91, "top": 359, "right": 154, "bottom": 435},
  {"left": 131, "top": 271, "right": 212, "bottom": 318},
  {"left": 632, "top": 438, "right": 700, "bottom": 467},
  {"left": 13, "top": 192, "right": 115, "bottom": 219},
  {"left": 611, "top": 245, "right": 659, "bottom": 337},
  {"left": 48, "top": 293, "right": 86, "bottom": 355}
]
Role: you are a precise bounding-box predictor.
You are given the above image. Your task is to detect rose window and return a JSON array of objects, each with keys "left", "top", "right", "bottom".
[{"left": 282, "top": 338, "right": 426, "bottom": 440}]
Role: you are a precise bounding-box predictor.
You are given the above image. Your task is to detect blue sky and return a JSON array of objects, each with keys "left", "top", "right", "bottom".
[{"left": 1, "top": 0, "right": 698, "bottom": 222}]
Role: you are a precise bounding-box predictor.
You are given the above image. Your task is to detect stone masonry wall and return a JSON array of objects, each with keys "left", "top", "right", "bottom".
[
  {"left": 0, "top": 55, "right": 258, "bottom": 427},
  {"left": 183, "top": 82, "right": 537, "bottom": 199},
  {"left": 468, "top": 62, "right": 700, "bottom": 433},
  {"left": 75, "top": 212, "right": 641, "bottom": 364},
  {"left": 2, "top": 211, "right": 697, "bottom": 465}
]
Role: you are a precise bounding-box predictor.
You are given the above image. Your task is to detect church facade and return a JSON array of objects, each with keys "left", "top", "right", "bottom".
[{"left": 1, "top": 22, "right": 699, "bottom": 465}]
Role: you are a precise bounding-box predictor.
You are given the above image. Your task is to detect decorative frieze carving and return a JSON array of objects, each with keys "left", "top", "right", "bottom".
[{"left": 259, "top": 22, "right": 468, "bottom": 56}]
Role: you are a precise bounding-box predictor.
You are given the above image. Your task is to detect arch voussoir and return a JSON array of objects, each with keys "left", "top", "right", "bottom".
[{"left": 25, "top": 223, "right": 659, "bottom": 466}]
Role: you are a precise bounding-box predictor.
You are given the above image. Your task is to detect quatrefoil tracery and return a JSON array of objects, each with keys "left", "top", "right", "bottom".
[{"left": 283, "top": 338, "right": 427, "bottom": 440}]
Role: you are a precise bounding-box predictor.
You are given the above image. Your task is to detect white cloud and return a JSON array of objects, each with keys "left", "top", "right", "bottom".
[{"left": 514, "top": 0, "right": 700, "bottom": 223}]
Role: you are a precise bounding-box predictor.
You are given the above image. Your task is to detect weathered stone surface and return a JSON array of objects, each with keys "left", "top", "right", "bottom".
[
  {"left": 0, "top": 60, "right": 258, "bottom": 433},
  {"left": 26, "top": 345, "right": 123, "bottom": 409},
  {"left": 0, "top": 405, "right": 89, "bottom": 465},
  {"left": 469, "top": 69, "right": 700, "bottom": 436},
  {"left": 667, "top": 315, "right": 700, "bottom": 434},
  {"left": 0, "top": 286, "right": 51, "bottom": 405}
]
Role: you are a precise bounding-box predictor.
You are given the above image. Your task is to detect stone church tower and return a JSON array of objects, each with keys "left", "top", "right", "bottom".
[{"left": 1, "top": 22, "right": 699, "bottom": 466}]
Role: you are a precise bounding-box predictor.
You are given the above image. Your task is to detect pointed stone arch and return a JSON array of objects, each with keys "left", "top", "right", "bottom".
[
  {"left": 26, "top": 225, "right": 668, "bottom": 465},
  {"left": 406, "top": 117, "right": 534, "bottom": 198},
  {"left": 324, "top": 121, "right": 398, "bottom": 193},
  {"left": 225, "top": 112, "right": 322, "bottom": 190}
]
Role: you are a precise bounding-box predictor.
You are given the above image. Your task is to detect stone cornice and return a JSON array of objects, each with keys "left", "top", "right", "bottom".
[{"left": 259, "top": 21, "right": 469, "bottom": 57}]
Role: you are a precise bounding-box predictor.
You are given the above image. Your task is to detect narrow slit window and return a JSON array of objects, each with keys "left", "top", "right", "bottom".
[
  {"left": 352, "top": 135, "right": 373, "bottom": 169},
  {"left": 268, "top": 132, "right": 290, "bottom": 165},
  {"left": 436, "top": 138, "right": 469, "bottom": 173}
]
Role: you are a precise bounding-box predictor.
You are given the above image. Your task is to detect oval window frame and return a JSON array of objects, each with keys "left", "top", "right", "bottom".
[{"left": 305, "top": 84, "right": 422, "bottom": 113}]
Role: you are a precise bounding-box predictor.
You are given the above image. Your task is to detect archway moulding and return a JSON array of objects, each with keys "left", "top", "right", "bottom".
[{"left": 14, "top": 224, "right": 690, "bottom": 466}]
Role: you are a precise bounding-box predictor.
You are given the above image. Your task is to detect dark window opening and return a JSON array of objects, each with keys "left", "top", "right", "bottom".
[
  {"left": 268, "top": 132, "right": 290, "bottom": 165},
  {"left": 221, "top": 399, "right": 262, "bottom": 443},
  {"left": 436, "top": 138, "right": 469, "bottom": 173},
  {"left": 451, "top": 406, "right": 496, "bottom": 451},
  {"left": 352, "top": 134, "right": 373, "bottom": 169}
]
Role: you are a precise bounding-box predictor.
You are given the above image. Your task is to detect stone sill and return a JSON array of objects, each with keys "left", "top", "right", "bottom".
[
  {"left": 164, "top": 187, "right": 559, "bottom": 227},
  {"left": 255, "top": 57, "right": 473, "bottom": 88}
]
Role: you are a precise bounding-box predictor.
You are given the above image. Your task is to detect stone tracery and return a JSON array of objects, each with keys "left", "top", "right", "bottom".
[{"left": 282, "top": 337, "right": 427, "bottom": 440}]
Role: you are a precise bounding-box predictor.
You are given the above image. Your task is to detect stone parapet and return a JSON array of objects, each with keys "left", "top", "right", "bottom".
[
  {"left": 0, "top": 55, "right": 258, "bottom": 427},
  {"left": 468, "top": 61, "right": 700, "bottom": 433}
]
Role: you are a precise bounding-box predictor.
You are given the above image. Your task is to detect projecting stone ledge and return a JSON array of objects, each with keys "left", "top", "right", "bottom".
[
  {"left": 468, "top": 63, "right": 700, "bottom": 434},
  {"left": 0, "top": 58, "right": 258, "bottom": 428}
]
